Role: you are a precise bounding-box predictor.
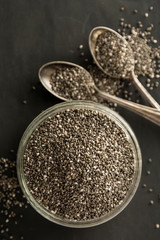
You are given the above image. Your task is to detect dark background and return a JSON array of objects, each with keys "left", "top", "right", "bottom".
[{"left": 0, "top": 0, "right": 160, "bottom": 239}]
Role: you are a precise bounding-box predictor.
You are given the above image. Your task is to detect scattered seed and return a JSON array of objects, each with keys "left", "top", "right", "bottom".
[
  {"left": 142, "top": 183, "right": 147, "bottom": 188},
  {"left": 148, "top": 188, "right": 153, "bottom": 193},
  {"left": 153, "top": 39, "right": 158, "bottom": 44},
  {"left": 146, "top": 170, "right": 151, "bottom": 175},
  {"left": 120, "top": 7, "right": 125, "bottom": 11},
  {"left": 149, "top": 200, "right": 154, "bottom": 205},
  {"left": 23, "top": 100, "right": 27, "bottom": 104},
  {"left": 79, "top": 44, "right": 83, "bottom": 49},
  {"left": 144, "top": 13, "right": 149, "bottom": 18},
  {"left": 80, "top": 52, "right": 85, "bottom": 56},
  {"left": 149, "top": 6, "right": 153, "bottom": 11},
  {"left": 133, "top": 9, "right": 138, "bottom": 14},
  {"left": 148, "top": 158, "right": 152, "bottom": 163},
  {"left": 32, "top": 86, "right": 36, "bottom": 90},
  {"left": 84, "top": 58, "right": 88, "bottom": 62}
]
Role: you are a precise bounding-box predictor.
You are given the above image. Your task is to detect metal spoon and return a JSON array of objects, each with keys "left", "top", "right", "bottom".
[
  {"left": 39, "top": 61, "right": 160, "bottom": 126},
  {"left": 89, "top": 26, "right": 160, "bottom": 110}
]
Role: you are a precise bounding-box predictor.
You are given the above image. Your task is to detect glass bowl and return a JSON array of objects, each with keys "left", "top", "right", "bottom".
[{"left": 17, "top": 100, "right": 142, "bottom": 228}]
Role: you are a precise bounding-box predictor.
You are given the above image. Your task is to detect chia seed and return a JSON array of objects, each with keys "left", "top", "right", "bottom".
[
  {"left": 120, "top": 7, "right": 125, "bottom": 11},
  {"left": 148, "top": 188, "right": 153, "bottom": 193},
  {"left": 23, "top": 108, "right": 135, "bottom": 221},
  {"left": 144, "top": 13, "right": 149, "bottom": 18},
  {"left": 149, "top": 200, "right": 154, "bottom": 205},
  {"left": 79, "top": 44, "right": 83, "bottom": 49},
  {"left": 80, "top": 52, "right": 85, "bottom": 56},
  {"left": 22, "top": 100, "right": 27, "bottom": 105},
  {"left": 146, "top": 170, "right": 151, "bottom": 175},
  {"left": 149, "top": 6, "right": 153, "bottom": 11},
  {"left": 148, "top": 158, "right": 152, "bottom": 163},
  {"left": 133, "top": 9, "right": 138, "bottom": 14}
]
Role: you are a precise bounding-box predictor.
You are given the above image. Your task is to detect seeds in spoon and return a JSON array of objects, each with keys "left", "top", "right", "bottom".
[
  {"left": 95, "top": 30, "right": 134, "bottom": 78},
  {"left": 49, "top": 64, "right": 95, "bottom": 100}
]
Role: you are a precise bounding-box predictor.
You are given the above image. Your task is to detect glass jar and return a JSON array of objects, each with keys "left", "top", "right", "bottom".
[{"left": 17, "top": 100, "right": 142, "bottom": 228}]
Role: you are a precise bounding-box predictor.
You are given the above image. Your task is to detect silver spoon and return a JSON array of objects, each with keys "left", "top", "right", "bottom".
[
  {"left": 89, "top": 26, "right": 160, "bottom": 110},
  {"left": 39, "top": 61, "right": 160, "bottom": 126}
]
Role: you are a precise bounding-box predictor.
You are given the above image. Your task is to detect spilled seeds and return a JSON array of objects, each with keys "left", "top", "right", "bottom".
[
  {"left": 88, "top": 64, "right": 124, "bottom": 95},
  {"left": 87, "top": 64, "right": 124, "bottom": 107},
  {"left": 118, "top": 17, "right": 160, "bottom": 91},
  {"left": 0, "top": 157, "right": 27, "bottom": 239}
]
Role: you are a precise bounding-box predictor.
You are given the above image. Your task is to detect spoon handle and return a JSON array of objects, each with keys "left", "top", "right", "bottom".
[
  {"left": 131, "top": 71, "right": 160, "bottom": 110},
  {"left": 96, "top": 88, "right": 160, "bottom": 126}
]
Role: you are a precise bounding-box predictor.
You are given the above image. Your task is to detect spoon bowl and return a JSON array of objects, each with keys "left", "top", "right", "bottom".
[
  {"left": 39, "top": 61, "right": 95, "bottom": 101},
  {"left": 39, "top": 61, "right": 80, "bottom": 101}
]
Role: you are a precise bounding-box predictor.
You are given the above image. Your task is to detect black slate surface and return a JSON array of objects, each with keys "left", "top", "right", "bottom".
[{"left": 0, "top": 0, "right": 160, "bottom": 239}]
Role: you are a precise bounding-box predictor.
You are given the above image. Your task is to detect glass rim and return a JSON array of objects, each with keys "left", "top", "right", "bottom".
[{"left": 17, "top": 100, "right": 142, "bottom": 228}]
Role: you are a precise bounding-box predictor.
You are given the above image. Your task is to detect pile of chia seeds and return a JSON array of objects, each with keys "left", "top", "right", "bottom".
[
  {"left": 94, "top": 31, "right": 134, "bottom": 79},
  {"left": 0, "top": 157, "right": 27, "bottom": 240},
  {"left": 87, "top": 64, "right": 124, "bottom": 105},
  {"left": 50, "top": 64, "right": 95, "bottom": 100},
  {"left": 88, "top": 65, "right": 124, "bottom": 94},
  {"left": 23, "top": 108, "right": 135, "bottom": 221}
]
